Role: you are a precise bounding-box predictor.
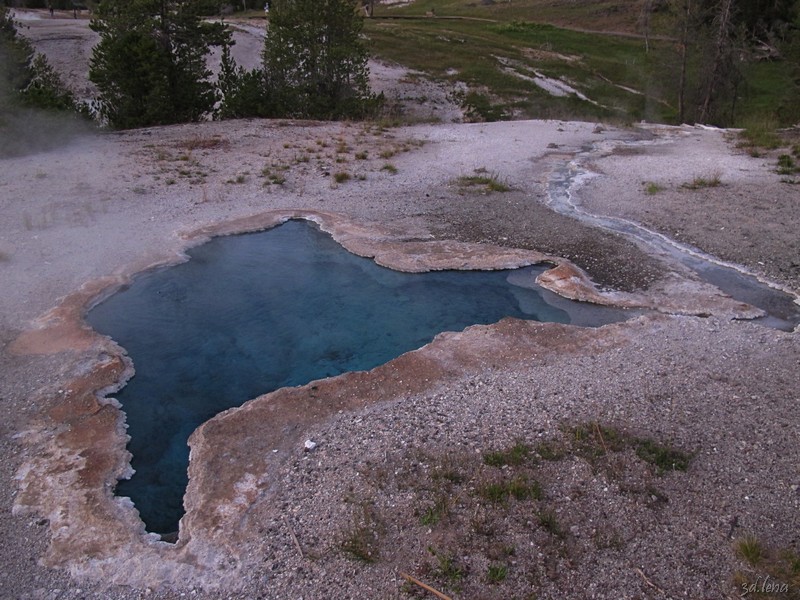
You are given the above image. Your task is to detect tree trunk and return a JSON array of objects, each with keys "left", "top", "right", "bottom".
[
  {"left": 677, "top": 0, "right": 691, "bottom": 123},
  {"left": 698, "top": 0, "right": 735, "bottom": 123},
  {"left": 640, "top": 0, "right": 653, "bottom": 53}
]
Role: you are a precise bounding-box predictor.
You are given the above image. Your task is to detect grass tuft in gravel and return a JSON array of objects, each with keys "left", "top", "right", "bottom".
[
  {"left": 644, "top": 182, "right": 664, "bottom": 195},
  {"left": 429, "top": 547, "right": 466, "bottom": 584},
  {"left": 476, "top": 475, "right": 541, "bottom": 505},
  {"left": 566, "top": 422, "right": 694, "bottom": 475},
  {"left": 457, "top": 172, "right": 511, "bottom": 193},
  {"left": 733, "top": 537, "right": 800, "bottom": 598},
  {"left": 776, "top": 154, "right": 800, "bottom": 175},
  {"left": 333, "top": 171, "right": 351, "bottom": 184},
  {"left": 681, "top": 172, "right": 722, "bottom": 190},
  {"left": 340, "top": 503, "right": 382, "bottom": 563},
  {"left": 487, "top": 563, "right": 508, "bottom": 584},
  {"left": 483, "top": 441, "right": 531, "bottom": 467},
  {"left": 737, "top": 536, "right": 765, "bottom": 566},
  {"left": 537, "top": 509, "right": 564, "bottom": 538},
  {"left": 634, "top": 439, "right": 692, "bottom": 474}
]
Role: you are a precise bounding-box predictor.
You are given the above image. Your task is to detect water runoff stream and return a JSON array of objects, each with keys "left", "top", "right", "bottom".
[{"left": 547, "top": 144, "right": 800, "bottom": 332}]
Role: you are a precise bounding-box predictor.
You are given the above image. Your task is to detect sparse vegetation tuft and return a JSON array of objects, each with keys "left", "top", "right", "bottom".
[
  {"left": 484, "top": 441, "right": 531, "bottom": 467},
  {"left": 681, "top": 172, "right": 722, "bottom": 190},
  {"left": 487, "top": 563, "right": 508, "bottom": 584},
  {"left": 566, "top": 422, "right": 693, "bottom": 475},
  {"left": 477, "top": 475, "right": 541, "bottom": 504},
  {"left": 340, "top": 504, "right": 382, "bottom": 563},
  {"left": 644, "top": 182, "right": 664, "bottom": 195},
  {"left": 333, "top": 171, "right": 351, "bottom": 184},
  {"left": 776, "top": 154, "right": 800, "bottom": 175},
  {"left": 537, "top": 509, "right": 564, "bottom": 537},
  {"left": 419, "top": 495, "right": 449, "bottom": 526},
  {"left": 429, "top": 547, "right": 465, "bottom": 583},
  {"left": 733, "top": 536, "right": 800, "bottom": 598},
  {"left": 635, "top": 439, "right": 692, "bottom": 474},
  {"left": 457, "top": 170, "right": 511, "bottom": 193},
  {"left": 738, "top": 117, "right": 782, "bottom": 152},
  {"left": 736, "top": 536, "right": 764, "bottom": 567}
]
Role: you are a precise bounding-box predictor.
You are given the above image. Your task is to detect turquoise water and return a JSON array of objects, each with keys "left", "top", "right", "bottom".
[{"left": 87, "top": 220, "right": 623, "bottom": 535}]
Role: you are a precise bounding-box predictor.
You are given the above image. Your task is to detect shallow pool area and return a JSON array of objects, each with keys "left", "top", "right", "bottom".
[{"left": 86, "top": 220, "right": 632, "bottom": 535}]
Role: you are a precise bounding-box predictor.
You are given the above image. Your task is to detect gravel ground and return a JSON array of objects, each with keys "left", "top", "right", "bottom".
[{"left": 1, "top": 10, "right": 799, "bottom": 600}]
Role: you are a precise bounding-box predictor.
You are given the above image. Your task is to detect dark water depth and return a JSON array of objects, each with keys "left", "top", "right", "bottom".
[{"left": 87, "top": 220, "right": 626, "bottom": 534}]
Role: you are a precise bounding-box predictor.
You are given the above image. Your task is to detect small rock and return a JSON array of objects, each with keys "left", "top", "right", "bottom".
[{"left": 304, "top": 440, "right": 318, "bottom": 452}]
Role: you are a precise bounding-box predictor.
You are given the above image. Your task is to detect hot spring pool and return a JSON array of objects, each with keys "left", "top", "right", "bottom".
[{"left": 86, "top": 220, "right": 628, "bottom": 535}]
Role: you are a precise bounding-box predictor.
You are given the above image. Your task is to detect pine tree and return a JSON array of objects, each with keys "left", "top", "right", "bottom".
[
  {"left": 1, "top": 6, "right": 75, "bottom": 112},
  {"left": 262, "top": 0, "right": 379, "bottom": 119},
  {"left": 215, "top": 39, "right": 272, "bottom": 119},
  {"left": 89, "top": 0, "right": 227, "bottom": 129}
]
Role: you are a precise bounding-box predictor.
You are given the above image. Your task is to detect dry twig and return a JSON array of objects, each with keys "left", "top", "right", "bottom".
[
  {"left": 285, "top": 517, "right": 304, "bottom": 560},
  {"left": 400, "top": 572, "right": 453, "bottom": 600},
  {"left": 634, "top": 567, "right": 665, "bottom": 594}
]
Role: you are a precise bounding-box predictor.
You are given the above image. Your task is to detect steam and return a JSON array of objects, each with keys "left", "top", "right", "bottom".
[
  {"left": 0, "top": 104, "right": 96, "bottom": 158},
  {"left": 0, "top": 15, "right": 97, "bottom": 158}
]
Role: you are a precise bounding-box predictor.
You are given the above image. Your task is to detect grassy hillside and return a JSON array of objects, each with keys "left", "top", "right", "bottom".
[
  {"left": 375, "top": 0, "right": 663, "bottom": 34},
  {"left": 364, "top": 0, "right": 797, "bottom": 126}
]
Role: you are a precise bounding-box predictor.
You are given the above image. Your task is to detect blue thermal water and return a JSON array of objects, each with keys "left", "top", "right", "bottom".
[{"left": 86, "top": 220, "right": 625, "bottom": 535}]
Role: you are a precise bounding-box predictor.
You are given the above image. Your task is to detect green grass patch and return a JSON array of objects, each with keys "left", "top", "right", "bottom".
[
  {"left": 566, "top": 421, "right": 694, "bottom": 475},
  {"left": 537, "top": 509, "right": 564, "bottom": 537},
  {"left": 535, "top": 440, "right": 567, "bottom": 461},
  {"left": 776, "top": 154, "right": 800, "bottom": 175},
  {"left": 483, "top": 441, "right": 532, "bottom": 467},
  {"left": 487, "top": 563, "right": 508, "bottom": 584},
  {"left": 429, "top": 546, "right": 465, "bottom": 583},
  {"left": 477, "top": 475, "right": 542, "bottom": 504},
  {"left": 364, "top": 15, "right": 673, "bottom": 124},
  {"left": 736, "top": 61, "right": 800, "bottom": 128},
  {"left": 644, "top": 182, "right": 664, "bottom": 195},
  {"left": 362, "top": 1, "right": 792, "bottom": 126},
  {"left": 738, "top": 115, "right": 783, "bottom": 151},
  {"left": 634, "top": 439, "right": 692, "bottom": 474},
  {"left": 457, "top": 170, "right": 511, "bottom": 193}
]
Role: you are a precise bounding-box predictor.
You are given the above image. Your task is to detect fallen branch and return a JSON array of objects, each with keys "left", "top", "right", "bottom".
[{"left": 400, "top": 572, "right": 453, "bottom": 600}]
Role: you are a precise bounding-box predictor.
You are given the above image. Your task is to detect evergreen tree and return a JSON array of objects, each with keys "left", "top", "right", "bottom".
[
  {"left": 262, "top": 0, "right": 379, "bottom": 119},
  {"left": 89, "top": 0, "right": 227, "bottom": 129},
  {"left": 215, "top": 38, "right": 273, "bottom": 119},
  {"left": 1, "top": 6, "right": 88, "bottom": 158},
  {"left": 1, "top": 6, "right": 76, "bottom": 112}
]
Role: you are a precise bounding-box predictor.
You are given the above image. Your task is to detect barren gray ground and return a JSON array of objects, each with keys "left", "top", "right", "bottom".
[{"left": 1, "top": 10, "right": 799, "bottom": 600}]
